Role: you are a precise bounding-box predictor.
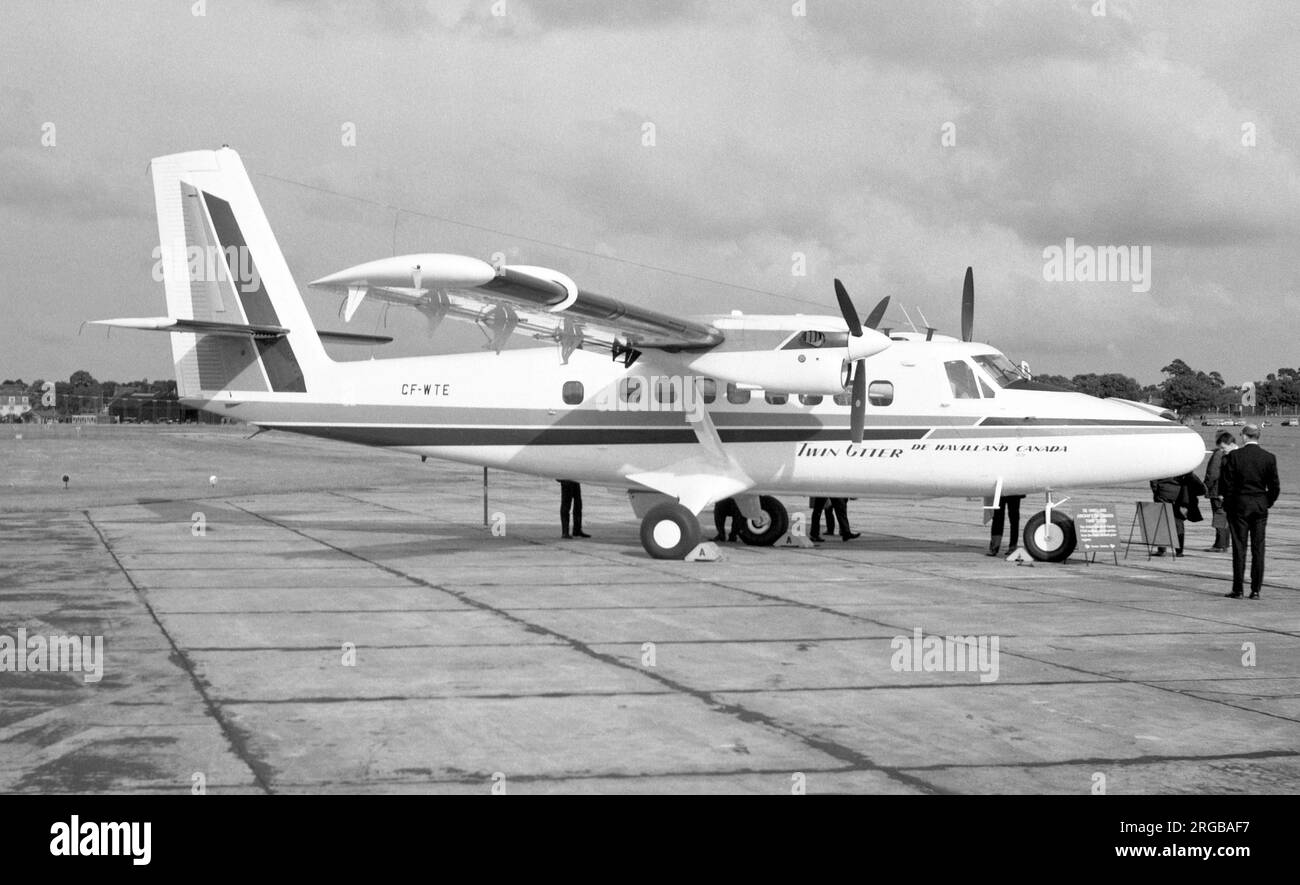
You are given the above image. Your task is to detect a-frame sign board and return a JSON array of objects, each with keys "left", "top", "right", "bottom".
[{"left": 1125, "top": 502, "right": 1177, "bottom": 560}]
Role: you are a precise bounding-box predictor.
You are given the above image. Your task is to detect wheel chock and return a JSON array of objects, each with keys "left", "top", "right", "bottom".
[
  {"left": 685, "top": 542, "right": 723, "bottom": 562},
  {"left": 778, "top": 531, "right": 815, "bottom": 548},
  {"left": 1006, "top": 547, "right": 1034, "bottom": 564}
]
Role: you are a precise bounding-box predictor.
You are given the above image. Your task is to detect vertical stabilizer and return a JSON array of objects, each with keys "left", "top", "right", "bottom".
[{"left": 150, "top": 148, "right": 329, "bottom": 398}]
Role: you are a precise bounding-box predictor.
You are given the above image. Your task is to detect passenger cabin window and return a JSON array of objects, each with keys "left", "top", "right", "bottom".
[
  {"left": 799, "top": 394, "right": 823, "bottom": 406},
  {"left": 654, "top": 377, "right": 678, "bottom": 404},
  {"left": 944, "top": 361, "right": 980, "bottom": 399},
  {"left": 867, "top": 380, "right": 894, "bottom": 406},
  {"left": 619, "top": 377, "right": 643, "bottom": 404},
  {"left": 765, "top": 392, "right": 788, "bottom": 405},
  {"left": 726, "top": 383, "right": 751, "bottom": 405},
  {"left": 562, "top": 381, "right": 584, "bottom": 405},
  {"left": 832, "top": 392, "right": 853, "bottom": 407},
  {"left": 698, "top": 378, "right": 717, "bottom": 404}
]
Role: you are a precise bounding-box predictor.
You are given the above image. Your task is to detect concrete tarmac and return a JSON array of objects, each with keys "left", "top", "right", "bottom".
[{"left": 2, "top": 426, "right": 1297, "bottom": 794}]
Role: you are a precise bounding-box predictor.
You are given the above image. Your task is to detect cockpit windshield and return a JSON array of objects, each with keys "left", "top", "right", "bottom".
[{"left": 972, "top": 353, "right": 1026, "bottom": 388}]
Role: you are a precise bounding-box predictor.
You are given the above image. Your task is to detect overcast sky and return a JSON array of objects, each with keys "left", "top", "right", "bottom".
[{"left": 2, "top": 0, "right": 1298, "bottom": 386}]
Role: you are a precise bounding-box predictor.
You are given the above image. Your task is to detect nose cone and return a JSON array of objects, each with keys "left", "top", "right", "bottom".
[
  {"left": 1166, "top": 423, "right": 1210, "bottom": 476},
  {"left": 1090, "top": 397, "right": 1207, "bottom": 482}
]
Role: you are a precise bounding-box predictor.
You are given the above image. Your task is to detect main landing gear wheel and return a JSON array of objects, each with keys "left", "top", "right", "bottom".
[
  {"left": 1022, "top": 509, "right": 1077, "bottom": 562},
  {"left": 736, "top": 496, "right": 789, "bottom": 547},
  {"left": 640, "top": 502, "right": 702, "bottom": 560}
]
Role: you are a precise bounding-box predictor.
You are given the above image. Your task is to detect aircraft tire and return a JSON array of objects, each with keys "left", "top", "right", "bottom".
[
  {"left": 1022, "top": 509, "right": 1077, "bottom": 562},
  {"left": 640, "top": 502, "right": 702, "bottom": 560},
  {"left": 736, "top": 496, "right": 789, "bottom": 547}
]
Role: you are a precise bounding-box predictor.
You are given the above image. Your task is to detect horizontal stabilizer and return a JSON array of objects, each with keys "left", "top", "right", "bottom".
[
  {"left": 93, "top": 317, "right": 392, "bottom": 347},
  {"left": 92, "top": 317, "right": 288, "bottom": 339}
]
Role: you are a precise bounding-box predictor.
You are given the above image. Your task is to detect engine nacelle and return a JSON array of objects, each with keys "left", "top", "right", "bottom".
[
  {"left": 310, "top": 253, "right": 497, "bottom": 290},
  {"left": 680, "top": 349, "right": 848, "bottom": 395}
]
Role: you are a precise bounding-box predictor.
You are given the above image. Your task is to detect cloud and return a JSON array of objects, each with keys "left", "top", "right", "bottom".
[
  {"left": 3, "top": 0, "right": 1300, "bottom": 385},
  {"left": 271, "top": 0, "right": 440, "bottom": 34},
  {"left": 803, "top": 0, "right": 1140, "bottom": 69},
  {"left": 518, "top": 0, "right": 703, "bottom": 29}
]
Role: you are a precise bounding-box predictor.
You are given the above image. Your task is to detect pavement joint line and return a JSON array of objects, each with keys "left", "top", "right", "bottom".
[
  {"left": 257, "top": 763, "right": 871, "bottom": 789},
  {"left": 210, "top": 678, "right": 1132, "bottom": 706},
  {"left": 179, "top": 642, "right": 567, "bottom": 651},
  {"left": 894, "top": 747, "right": 1300, "bottom": 773},
  {"left": 160, "top": 745, "right": 1300, "bottom": 792},
  {"left": 228, "top": 500, "right": 949, "bottom": 795},
  {"left": 82, "top": 509, "right": 276, "bottom": 795},
  {"left": 143, "top": 604, "right": 796, "bottom": 614}
]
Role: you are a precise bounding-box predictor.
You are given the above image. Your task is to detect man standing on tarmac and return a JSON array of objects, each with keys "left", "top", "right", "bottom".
[{"left": 1219, "top": 424, "right": 1280, "bottom": 599}]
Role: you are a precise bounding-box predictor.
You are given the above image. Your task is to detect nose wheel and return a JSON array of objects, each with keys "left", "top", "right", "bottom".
[
  {"left": 639, "top": 502, "right": 702, "bottom": 559},
  {"left": 1022, "top": 509, "right": 1077, "bottom": 562}
]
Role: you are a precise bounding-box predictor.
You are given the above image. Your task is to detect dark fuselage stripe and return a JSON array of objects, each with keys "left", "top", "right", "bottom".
[
  {"left": 259, "top": 422, "right": 1178, "bottom": 447},
  {"left": 978, "top": 416, "right": 1173, "bottom": 427},
  {"left": 262, "top": 425, "right": 931, "bottom": 446}
]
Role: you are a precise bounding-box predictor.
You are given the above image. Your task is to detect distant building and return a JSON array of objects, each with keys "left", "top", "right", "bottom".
[{"left": 0, "top": 386, "right": 31, "bottom": 420}]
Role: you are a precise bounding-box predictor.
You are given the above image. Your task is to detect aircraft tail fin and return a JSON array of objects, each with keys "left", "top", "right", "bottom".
[{"left": 149, "top": 148, "right": 330, "bottom": 399}]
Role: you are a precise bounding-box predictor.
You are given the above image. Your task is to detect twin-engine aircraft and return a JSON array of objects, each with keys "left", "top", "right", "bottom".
[{"left": 96, "top": 148, "right": 1205, "bottom": 559}]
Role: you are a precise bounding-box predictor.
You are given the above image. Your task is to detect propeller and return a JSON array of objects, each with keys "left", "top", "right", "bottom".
[
  {"left": 834, "top": 279, "right": 861, "bottom": 336},
  {"left": 864, "top": 295, "right": 890, "bottom": 331},
  {"left": 961, "top": 266, "right": 974, "bottom": 343},
  {"left": 834, "top": 279, "right": 891, "bottom": 444}
]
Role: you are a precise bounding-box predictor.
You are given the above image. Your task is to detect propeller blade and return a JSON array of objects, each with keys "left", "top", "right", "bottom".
[
  {"left": 863, "top": 296, "right": 890, "bottom": 330},
  {"left": 851, "top": 365, "right": 867, "bottom": 444},
  {"left": 961, "top": 266, "right": 974, "bottom": 342},
  {"left": 834, "top": 278, "right": 862, "bottom": 337}
]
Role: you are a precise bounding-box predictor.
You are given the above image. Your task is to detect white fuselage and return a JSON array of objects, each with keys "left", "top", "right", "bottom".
[{"left": 193, "top": 337, "right": 1207, "bottom": 501}]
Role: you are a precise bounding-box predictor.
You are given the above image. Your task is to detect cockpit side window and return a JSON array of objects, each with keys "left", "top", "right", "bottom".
[
  {"left": 972, "top": 353, "right": 1026, "bottom": 388},
  {"left": 944, "top": 360, "right": 980, "bottom": 399}
]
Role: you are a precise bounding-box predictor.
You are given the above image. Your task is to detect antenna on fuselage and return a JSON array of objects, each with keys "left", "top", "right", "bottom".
[{"left": 916, "top": 307, "right": 937, "bottom": 341}]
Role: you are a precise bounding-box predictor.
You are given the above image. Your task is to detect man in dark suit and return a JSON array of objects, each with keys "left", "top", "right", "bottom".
[
  {"left": 712, "top": 497, "right": 741, "bottom": 543},
  {"left": 987, "top": 494, "right": 1025, "bottom": 556},
  {"left": 557, "top": 479, "right": 590, "bottom": 539},
  {"left": 809, "top": 497, "right": 859, "bottom": 542},
  {"left": 1219, "top": 424, "right": 1281, "bottom": 599}
]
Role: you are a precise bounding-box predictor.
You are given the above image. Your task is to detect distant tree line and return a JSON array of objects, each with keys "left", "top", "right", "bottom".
[
  {"left": 2, "top": 371, "right": 179, "bottom": 414},
  {"left": 1034, "top": 359, "right": 1300, "bottom": 415},
  {"left": 0, "top": 371, "right": 212, "bottom": 423}
]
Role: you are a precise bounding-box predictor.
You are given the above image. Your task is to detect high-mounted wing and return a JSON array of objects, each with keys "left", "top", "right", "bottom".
[{"left": 309, "top": 253, "right": 723, "bottom": 360}]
